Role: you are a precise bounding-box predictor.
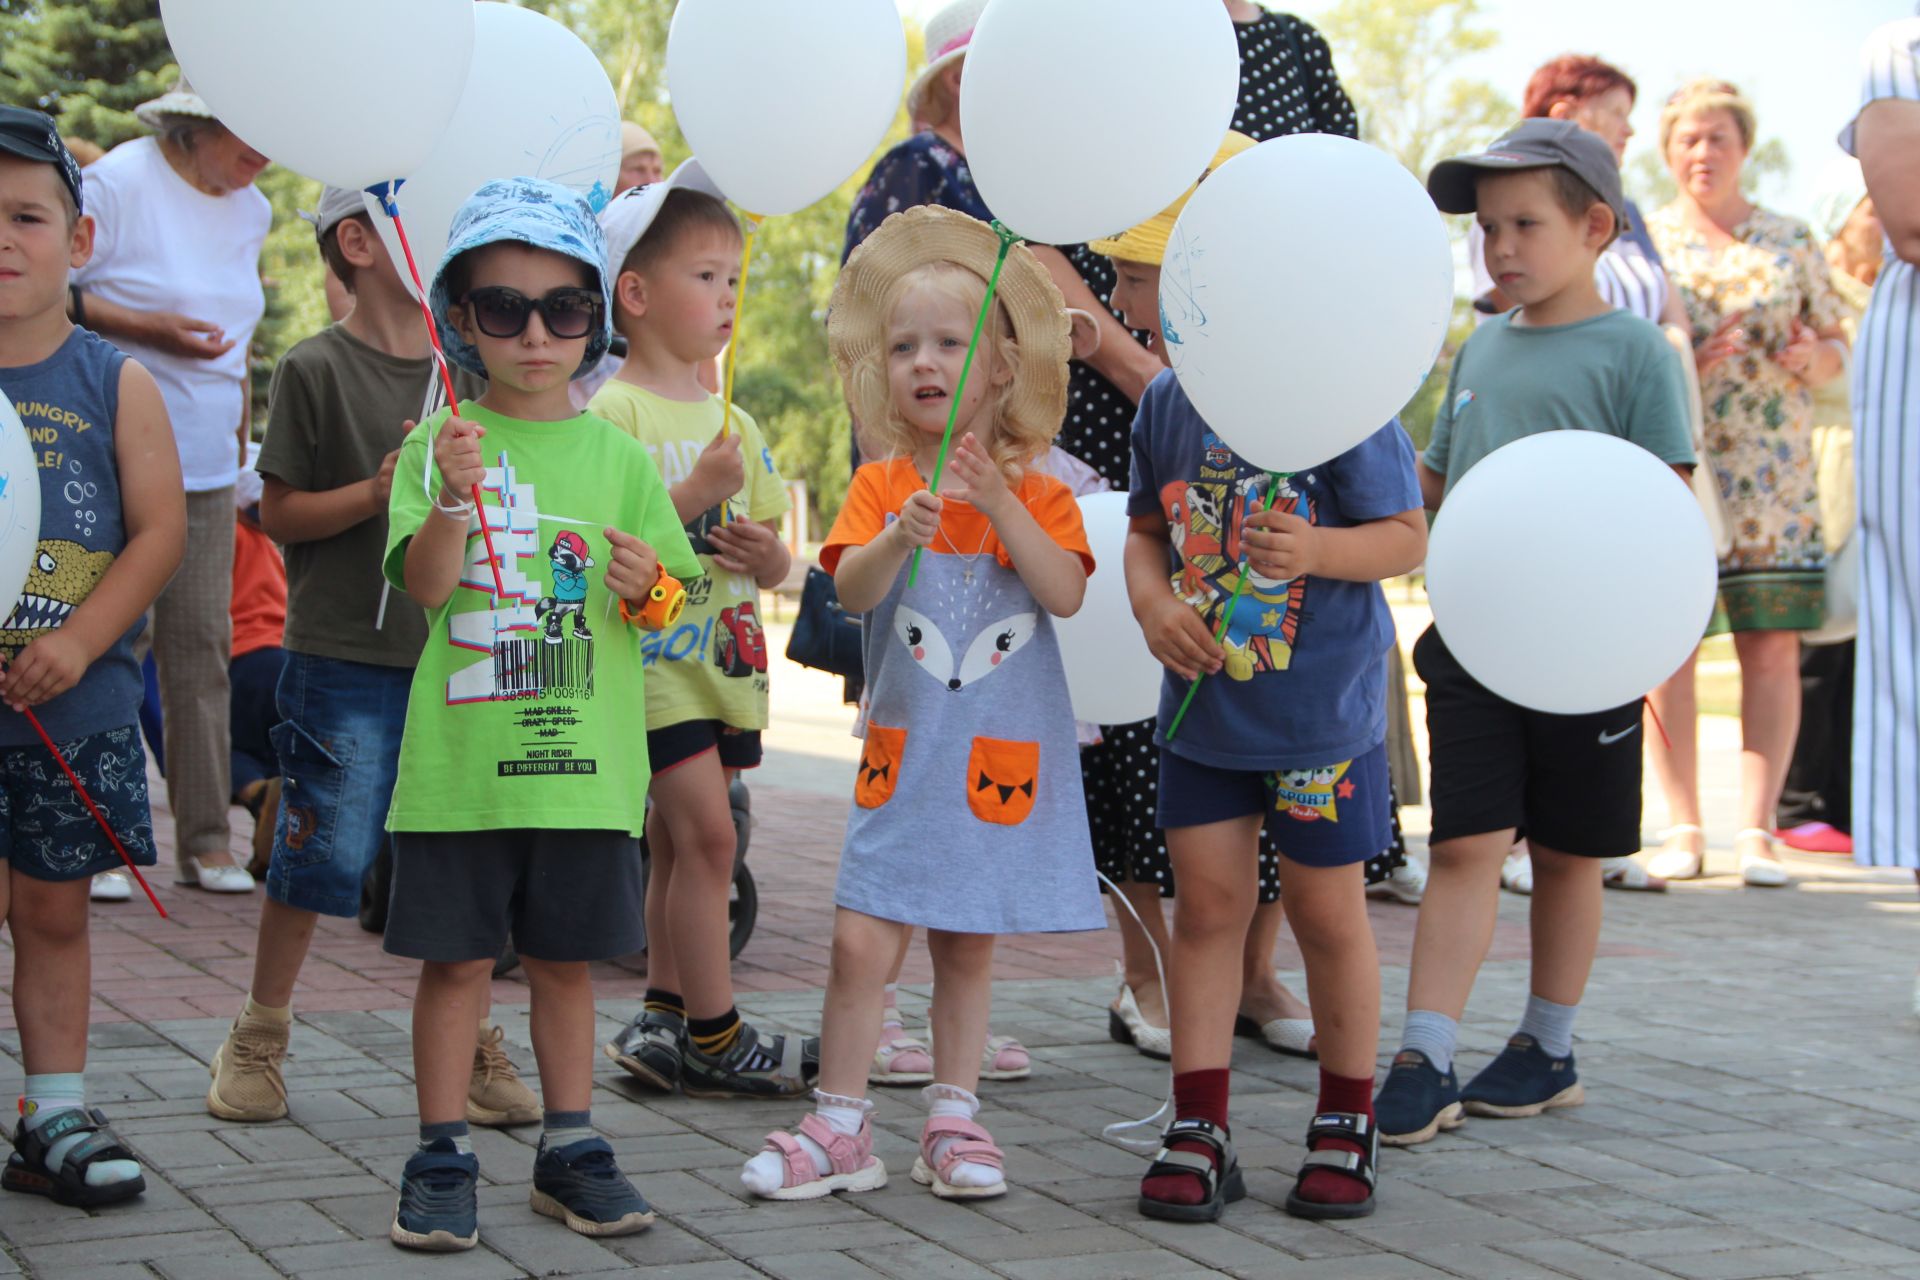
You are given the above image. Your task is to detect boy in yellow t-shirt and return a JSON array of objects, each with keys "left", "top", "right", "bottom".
[{"left": 591, "top": 161, "right": 811, "bottom": 1098}]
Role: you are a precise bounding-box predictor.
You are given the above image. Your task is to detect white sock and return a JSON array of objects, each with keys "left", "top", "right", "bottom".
[
  {"left": 23, "top": 1074, "right": 140, "bottom": 1190},
  {"left": 741, "top": 1090, "right": 868, "bottom": 1195},
  {"left": 922, "top": 1082, "right": 999, "bottom": 1189}
]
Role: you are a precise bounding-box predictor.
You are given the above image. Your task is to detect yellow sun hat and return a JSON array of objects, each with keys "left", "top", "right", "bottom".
[{"left": 1088, "top": 131, "right": 1258, "bottom": 267}]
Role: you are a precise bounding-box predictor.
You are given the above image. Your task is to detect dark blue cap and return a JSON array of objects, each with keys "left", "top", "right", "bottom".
[{"left": 0, "top": 106, "right": 84, "bottom": 215}]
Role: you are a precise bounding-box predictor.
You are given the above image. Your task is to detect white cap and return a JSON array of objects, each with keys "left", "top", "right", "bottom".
[{"left": 597, "top": 157, "right": 728, "bottom": 278}]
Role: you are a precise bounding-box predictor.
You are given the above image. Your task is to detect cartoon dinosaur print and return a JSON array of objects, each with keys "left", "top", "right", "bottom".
[{"left": 0, "top": 540, "right": 114, "bottom": 650}]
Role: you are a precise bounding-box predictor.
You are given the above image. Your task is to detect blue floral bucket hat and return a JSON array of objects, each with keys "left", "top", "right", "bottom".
[{"left": 429, "top": 176, "right": 612, "bottom": 381}]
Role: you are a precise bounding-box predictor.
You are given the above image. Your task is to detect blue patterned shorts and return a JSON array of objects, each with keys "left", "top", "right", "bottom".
[{"left": 0, "top": 724, "right": 157, "bottom": 881}]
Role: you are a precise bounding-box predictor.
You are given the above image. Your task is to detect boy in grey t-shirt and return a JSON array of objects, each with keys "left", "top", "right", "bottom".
[{"left": 1376, "top": 120, "right": 1695, "bottom": 1146}]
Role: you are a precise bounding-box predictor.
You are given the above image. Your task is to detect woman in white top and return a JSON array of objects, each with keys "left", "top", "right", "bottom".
[{"left": 74, "top": 79, "right": 271, "bottom": 893}]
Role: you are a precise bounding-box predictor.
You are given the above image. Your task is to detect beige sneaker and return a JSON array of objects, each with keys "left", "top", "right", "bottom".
[
  {"left": 206, "top": 1012, "right": 289, "bottom": 1122},
  {"left": 467, "top": 1025, "right": 541, "bottom": 1127}
]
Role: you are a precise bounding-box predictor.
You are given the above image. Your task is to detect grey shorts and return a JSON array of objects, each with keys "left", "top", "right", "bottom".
[{"left": 383, "top": 828, "right": 645, "bottom": 963}]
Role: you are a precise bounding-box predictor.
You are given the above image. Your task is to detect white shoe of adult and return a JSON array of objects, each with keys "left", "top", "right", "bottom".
[
  {"left": 1368, "top": 854, "right": 1427, "bottom": 905},
  {"left": 1500, "top": 846, "right": 1533, "bottom": 895},
  {"left": 1106, "top": 964, "right": 1171, "bottom": 1061},
  {"left": 1645, "top": 825, "right": 1706, "bottom": 881},
  {"left": 177, "top": 856, "right": 255, "bottom": 893},
  {"left": 89, "top": 871, "right": 132, "bottom": 902},
  {"left": 1735, "top": 829, "right": 1789, "bottom": 888}
]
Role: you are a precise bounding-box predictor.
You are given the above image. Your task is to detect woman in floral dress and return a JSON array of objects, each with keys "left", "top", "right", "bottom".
[{"left": 1646, "top": 79, "right": 1850, "bottom": 887}]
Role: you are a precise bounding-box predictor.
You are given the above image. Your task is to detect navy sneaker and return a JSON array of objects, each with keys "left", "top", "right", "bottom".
[
  {"left": 1462, "top": 1034, "right": 1584, "bottom": 1118},
  {"left": 1373, "top": 1049, "right": 1464, "bottom": 1146},
  {"left": 389, "top": 1139, "right": 479, "bottom": 1252},
  {"left": 531, "top": 1137, "right": 655, "bottom": 1237}
]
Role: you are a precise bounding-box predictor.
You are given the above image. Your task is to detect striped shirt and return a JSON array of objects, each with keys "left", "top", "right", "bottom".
[{"left": 1843, "top": 16, "right": 1920, "bottom": 870}]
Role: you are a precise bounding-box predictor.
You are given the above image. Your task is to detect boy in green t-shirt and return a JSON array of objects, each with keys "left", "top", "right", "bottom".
[
  {"left": 380, "top": 178, "right": 700, "bottom": 1253},
  {"left": 590, "top": 162, "right": 812, "bottom": 1099},
  {"left": 1374, "top": 120, "right": 1695, "bottom": 1147}
]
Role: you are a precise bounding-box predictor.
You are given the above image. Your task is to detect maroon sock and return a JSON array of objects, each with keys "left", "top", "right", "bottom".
[
  {"left": 1297, "top": 1068, "right": 1375, "bottom": 1206},
  {"left": 1140, "top": 1069, "right": 1230, "bottom": 1207}
]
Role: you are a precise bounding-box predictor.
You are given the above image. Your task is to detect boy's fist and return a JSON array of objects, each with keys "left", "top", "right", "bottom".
[
  {"left": 603, "top": 528, "right": 661, "bottom": 603},
  {"left": 433, "top": 414, "right": 487, "bottom": 506},
  {"left": 0, "top": 634, "right": 89, "bottom": 711},
  {"left": 896, "top": 489, "right": 943, "bottom": 548},
  {"left": 1138, "top": 593, "right": 1223, "bottom": 682},
  {"left": 690, "top": 431, "right": 745, "bottom": 508},
  {"left": 1241, "top": 508, "right": 1317, "bottom": 583}
]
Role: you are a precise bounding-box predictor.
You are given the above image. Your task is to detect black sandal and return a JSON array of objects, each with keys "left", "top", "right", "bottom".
[
  {"left": 1283, "top": 1111, "right": 1378, "bottom": 1220},
  {"left": 2, "top": 1107, "right": 145, "bottom": 1208},
  {"left": 1137, "top": 1117, "right": 1246, "bottom": 1223}
]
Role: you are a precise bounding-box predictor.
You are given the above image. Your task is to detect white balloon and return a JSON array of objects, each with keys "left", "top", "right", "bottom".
[
  {"left": 0, "top": 391, "right": 43, "bottom": 628},
  {"left": 1054, "top": 492, "right": 1163, "bottom": 726},
  {"left": 1425, "top": 432, "right": 1717, "bottom": 714},
  {"left": 1163, "top": 135, "right": 1455, "bottom": 473},
  {"left": 369, "top": 3, "right": 621, "bottom": 301},
  {"left": 668, "top": 0, "right": 905, "bottom": 217},
  {"left": 962, "top": 0, "right": 1238, "bottom": 245},
  {"left": 159, "top": 0, "right": 474, "bottom": 191}
]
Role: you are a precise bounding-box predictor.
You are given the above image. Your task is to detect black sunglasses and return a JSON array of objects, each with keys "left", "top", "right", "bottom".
[{"left": 463, "top": 286, "right": 603, "bottom": 341}]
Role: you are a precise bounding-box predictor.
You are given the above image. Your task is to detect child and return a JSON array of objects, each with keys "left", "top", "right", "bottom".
[
  {"left": 1374, "top": 120, "right": 1694, "bottom": 1146},
  {"left": 380, "top": 177, "right": 701, "bottom": 1251},
  {"left": 207, "top": 186, "right": 537, "bottom": 1130},
  {"left": 0, "top": 108, "right": 185, "bottom": 1207},
  {"left": 590, "top": 162, "right": 811, "bottom": 1098},
  {"left": 1114, "top": 178, "right": 1428, "bottom": 1222},
  {"left": 740, "top": 205, "right": 1104, "bottom": 1200}
]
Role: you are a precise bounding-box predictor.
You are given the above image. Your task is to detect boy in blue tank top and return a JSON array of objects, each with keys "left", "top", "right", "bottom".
[{"left": 0, "top": 108, "right": 186, "bottom": 1209}]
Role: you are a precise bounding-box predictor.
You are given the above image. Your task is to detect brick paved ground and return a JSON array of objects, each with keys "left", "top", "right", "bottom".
[{"left": 0, "top": 624, "right": 1914, "bottom": 1277}]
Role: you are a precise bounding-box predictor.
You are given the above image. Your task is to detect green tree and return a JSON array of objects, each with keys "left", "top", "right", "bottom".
[{"left": 0, "top": 0, "right": 172, "bottom": 148}]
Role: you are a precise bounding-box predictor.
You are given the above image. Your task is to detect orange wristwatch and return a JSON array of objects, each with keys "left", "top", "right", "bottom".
[{"left": 620, "top": 564, "right": 687, "bottom": 631}]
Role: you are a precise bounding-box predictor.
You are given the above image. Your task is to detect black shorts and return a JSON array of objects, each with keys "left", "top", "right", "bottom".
[
  {"left": 1414, "top": 626, "right": 1642, "bottom": 857},
  {"left": 383, "top": 828, "right": 645, "bottom": 963},
  {"left": 647, "top": 720, "right": 763, "bottom": 774}
]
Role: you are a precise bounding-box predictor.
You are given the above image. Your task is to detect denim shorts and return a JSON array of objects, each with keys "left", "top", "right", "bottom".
[
  {"left": 0, "top": 724, "right": 156, "bottom": 882},
  {"left": 267, "top": 653, "right": 412, "bottom": 916}
]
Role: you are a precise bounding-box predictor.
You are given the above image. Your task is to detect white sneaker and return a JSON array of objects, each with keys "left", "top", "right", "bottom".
[
  {"left": 1500, "top": 847, "right": 1533, "bottom": 895},
  {"left": 90, "top": 871, "right": 132, "bottom": 902},
  {"left": 1368, "top": 855, "right": 1427, "bottom": 905},
  {"left": 176, "top": 856, "right": 255, "bottom": 894}
]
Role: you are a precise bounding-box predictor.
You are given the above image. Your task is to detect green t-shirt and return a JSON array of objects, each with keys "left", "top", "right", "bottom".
[
  {"left": 1425, "top": 309, "right": 1696, "bottom": 501},
  {"left": 382, "top": 403, "right": 701, "bottom": 835},
  {"left": 587, "top": 382, "right": 791, "bottom": 731}
]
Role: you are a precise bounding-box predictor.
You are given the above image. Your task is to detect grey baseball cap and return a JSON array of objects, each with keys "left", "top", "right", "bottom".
[
  {"left": 298, "top": 185, "right": 371, "bottom": 241},
  {"left": 1427, "top": 118, "right": 1629, "bottom": 232}
]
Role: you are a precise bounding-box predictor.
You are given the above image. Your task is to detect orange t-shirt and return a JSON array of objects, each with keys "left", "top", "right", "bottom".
[
  {"left": 821, "top": 456, "right": 1094, "bottom": 577},
  {"left": 230, "top": 521, "right": 287, "bottom": 659}
]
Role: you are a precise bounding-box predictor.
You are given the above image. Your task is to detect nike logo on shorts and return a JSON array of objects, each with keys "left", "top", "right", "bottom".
[{"left": 1597, "top": 725, "right": 1639, "bottom": 745}]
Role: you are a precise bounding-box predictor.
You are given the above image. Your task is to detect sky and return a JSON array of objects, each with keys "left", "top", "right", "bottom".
[{"left": 894, "top": 0, "right": 1912, "bottom": 219}]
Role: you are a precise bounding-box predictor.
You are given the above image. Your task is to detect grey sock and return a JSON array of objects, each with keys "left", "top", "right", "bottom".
[
  {"left": 419, "top": 1119, "right": 472, "bottom": 1155},
  {"left": 1516, "top": 994, "right": 1577, "bottom": 1060},
  {"left": 540, "top": 1109, "right": 593, "bottom": 1154},
  {"left": 1399, "top": 1010, "right": 1460, "bottom": 1075}
]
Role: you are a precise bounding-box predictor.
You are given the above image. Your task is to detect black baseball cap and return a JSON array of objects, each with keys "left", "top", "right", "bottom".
[
  {"left": 0, "top": 106, "right": 84, "bottom": 215},
  {"left": 1427, "top": 118, "right": 1627, "bottom": 233}
]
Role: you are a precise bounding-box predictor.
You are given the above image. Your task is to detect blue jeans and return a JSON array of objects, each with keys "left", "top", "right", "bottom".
[{"left": 267, "top": 653, "right": 412, "bottom": 917}]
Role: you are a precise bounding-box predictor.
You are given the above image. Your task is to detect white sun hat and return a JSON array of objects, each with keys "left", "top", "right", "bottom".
[{"left": 907, "top": 0, "right": 987, "bottom": 124}]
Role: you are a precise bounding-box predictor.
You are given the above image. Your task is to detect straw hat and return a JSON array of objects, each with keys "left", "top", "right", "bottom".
[
  {"left": 829, "top": 205, "right": 1069, "bottom": 435},
  {"left": 907, "top": 0, "right": 987, "bottom": 123},
  {"left": 134, "top": 76, "right": 216, "bottom": 130},
  {"left": 1088, "top": 132, "right": 1258, "bottom": 266}
]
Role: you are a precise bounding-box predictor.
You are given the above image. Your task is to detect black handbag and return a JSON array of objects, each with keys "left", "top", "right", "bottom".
[{"left": 785, "top": 566, "right": 865, "bottom": 681}]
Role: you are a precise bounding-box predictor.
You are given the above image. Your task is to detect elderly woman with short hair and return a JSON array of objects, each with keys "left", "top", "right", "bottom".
[{"left": 74, "top": 78, "right": 272, "bottom": 893}]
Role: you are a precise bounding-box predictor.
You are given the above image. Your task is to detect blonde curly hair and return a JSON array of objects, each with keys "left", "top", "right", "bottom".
[{"left": 1659, "top": 77, "right": 1756, "bottom": 154}]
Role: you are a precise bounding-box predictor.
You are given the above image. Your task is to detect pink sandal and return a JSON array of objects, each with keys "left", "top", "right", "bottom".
[
  {"left": 980, "top": 1034, "right": 1030, "bottom": 1082},
  {"left": 751, "top": 1114, "right": 888, "bottom": 1201},
  {"left": 910, "top": 1116, "right": 1007, "bottom": 1200}
]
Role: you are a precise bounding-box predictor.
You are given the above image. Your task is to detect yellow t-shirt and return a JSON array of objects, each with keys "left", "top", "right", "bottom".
[{"left": 588, "top": 381, "right": 791, "bottom": 731}]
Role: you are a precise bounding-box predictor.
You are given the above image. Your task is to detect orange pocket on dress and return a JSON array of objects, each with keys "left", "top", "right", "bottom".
[
  {"left": 967, "top": 737, "right": 1039, "bottom": 826},
  {"left": 856, "top": 723, "right": 906, "bottom": 809}
]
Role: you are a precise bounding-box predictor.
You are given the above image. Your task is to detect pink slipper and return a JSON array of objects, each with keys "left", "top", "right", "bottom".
[
  {"left": 750, "top": 1114, "right": 888, "bottom": 1201},
  {"left": 910, "top": 1115, "right": 1007, "bottom": 1199},
  {"left": 1777, "top": 822, "right": 1853, "bottom": 855}
]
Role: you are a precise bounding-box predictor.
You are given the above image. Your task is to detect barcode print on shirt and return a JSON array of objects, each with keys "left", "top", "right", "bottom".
[{"left": 492, "top": 638, "right": 595, "bottom": 700}]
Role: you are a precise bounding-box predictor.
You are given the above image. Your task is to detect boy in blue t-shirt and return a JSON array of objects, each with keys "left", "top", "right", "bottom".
[
  {"left": 0, "top": 109, "right": 186, "bottom": 1209},
  {"left": 1374, "top": 120, "right": 1695, "bottom": 1146},
  {"left": 1113, "top": 224, "right": 1427, "bottom": 1221}
]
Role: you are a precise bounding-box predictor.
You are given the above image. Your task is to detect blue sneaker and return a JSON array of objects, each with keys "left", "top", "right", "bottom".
[
  {"left": 1373, "top": 1049, "right": 1464, "bottom": 1146},
  {"left": 389, "top": 1139, "right": 479, "bottom": 1252},
  {"left": 531, "top": 1137, "right": 655, "bottom": 1237},
  {"left": 1462, "top": 1034, "right": 1584, "bottom": 1118}
]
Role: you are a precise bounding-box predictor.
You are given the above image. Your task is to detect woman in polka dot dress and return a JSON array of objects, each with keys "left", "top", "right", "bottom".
[{"left": 1063, "top": 3, "right": 1415, "bottom": 1064}]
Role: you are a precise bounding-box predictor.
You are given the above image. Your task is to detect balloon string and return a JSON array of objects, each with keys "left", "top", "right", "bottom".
[
  {"left": 907, "top": 220, "right": 1020, "bottom": 589},
  {"left": 1096, "top": 870, "right": 1175, "bottom": 1151},
  {"left": 370, "top": 184, "right": 508, "bottom": 605},
  {"left": 15, "top": 700, "right": 164, "bottom": 917},
  {"left": 1166, "top": 471, "right": 1288, "bottom": 741},
  {"left": 720, "top": 212, "right": 762, "bottom": 443}
]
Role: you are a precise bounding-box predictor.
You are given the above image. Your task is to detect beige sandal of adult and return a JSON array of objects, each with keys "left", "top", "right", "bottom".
[
  {"left": 1735, "top": 828, "right": 1789, "bottom": 888},
  {"left": 1645, "top": 825, "right": 1705, "bottom": 881}
]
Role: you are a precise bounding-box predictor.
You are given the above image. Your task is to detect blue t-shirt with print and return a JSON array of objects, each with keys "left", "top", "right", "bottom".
[{"left": 1127, "top": 370, "right": 1421, "bottom": 772}]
